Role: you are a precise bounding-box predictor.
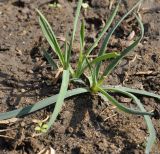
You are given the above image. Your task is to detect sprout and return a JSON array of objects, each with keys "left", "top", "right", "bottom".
[{"left": 0, "top": 0, "right": 159, "bottom": 153}]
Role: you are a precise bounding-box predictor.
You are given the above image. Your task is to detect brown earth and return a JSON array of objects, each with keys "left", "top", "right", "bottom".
[{"left": 0, "top": 0, "right": 160, "bottom": 153}]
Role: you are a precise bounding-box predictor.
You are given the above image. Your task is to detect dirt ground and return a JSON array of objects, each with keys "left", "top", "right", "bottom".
[{"left": 0, "top": 0, "right": 160, "bottom": 153}]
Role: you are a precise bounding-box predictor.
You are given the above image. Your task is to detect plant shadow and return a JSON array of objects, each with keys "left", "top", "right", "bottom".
[
  {"left": 0, "top": 70, "right": 59, "bottom": 114},
  {"left": 69, "top": 94, "right": 144, "bottom": 153}
]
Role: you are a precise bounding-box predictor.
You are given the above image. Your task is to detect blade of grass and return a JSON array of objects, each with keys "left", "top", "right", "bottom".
[
  {"left": 99, "top": 0, "right": 142, "bottom": 54},
  {"left": 81, "top": 52, "right": 119, "bottom": 73},
  {"left": 70, "top": 78, "right": 86, "bottom": 86},
  {"left": 77, "top": 0, "right": 143, "bottom": 79},
  {"left": 85, "top": 58, "right": 96, "bottom": 87},
  {"left": 86, "top": 1, "right": 120, "bottom": 56},
  {"left": 122, "top": 94, "right": 156, "bottom": 154},
  {"left": 37, "top": 10, "right": 65, "bottom": 67},
  {"left": 105, "top": 86, "right": 160, "bottom": 100},
  {"left": 43, "top": 49, "right": 58, "bottom": 70},
  {"left": 96, "top": 0, "right": 143, "bottom": 79},
  {"left": 69, "top": 64, "right": 74, "bottom": 76},
  {"left": 75, "top": 20, "right": 85, "bottom": 77},
  {"left": 67, "top": 0, "right": 83, "bottom": 66},
  {"left": 101, "top": 13, "right": 144, "bottom": 79},
  {"left": 103, "top": 87, "right": 156, "bottom": 154},
  {"left": 71, "top": 0, "right": 82, "bottom": 46},
  {"left": 132, "top": 97, "right": 156, "bottom": 154},
  {"left": 47, "top": 69, "right": 70, "bottom": 130},
  {"left": 80, "top": 19, "right": 85, "bottom": 51},
  {"left": 75, "top": 1, "right": 120, "bottom": 78},
  {"left": 64, "top": 32, "right": 69, "bottom": 66},
  {"left": 97, "top": 87, "right": 153, "bottom": 116},
  {"left": 0, "top": 88, "right": 89, "bottom": 120}
]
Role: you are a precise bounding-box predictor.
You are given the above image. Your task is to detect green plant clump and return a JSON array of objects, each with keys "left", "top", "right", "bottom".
[
  {"left": 35, "top": 122, "right": 48, "bottom": 133},
  {"left": 0, "top": 0, "right": 159, "bottom": 153}
]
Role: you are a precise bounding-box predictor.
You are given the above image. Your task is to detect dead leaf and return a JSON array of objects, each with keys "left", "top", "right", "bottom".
[
  {"left": 0, "top": 128, "right": 16, "bottom": 132},
  {"left": 135, "top": 71, "right": 153, "bottom": 75},
  {"left": 0, "top": 134, "right": 14, "bottom": 139},
  {"left": 52, "top": 67, "right": 63, "bottom": 84},
  {"left": 127, "top": 31, "right": 135, "bottom": 41},
  {"left": 32, "top": 116, "right": 49, "bottom": 123},
  {"left": 0, "top": 118, "right": 19, "bottom": 125}
]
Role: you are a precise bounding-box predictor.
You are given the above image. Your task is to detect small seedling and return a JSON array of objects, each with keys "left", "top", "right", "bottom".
[
  {"left": 0, "top": 0, "right": 159, "bottom": 153},
  {"left": 35, "top": 122, "right": 48, "bottom": 133}
]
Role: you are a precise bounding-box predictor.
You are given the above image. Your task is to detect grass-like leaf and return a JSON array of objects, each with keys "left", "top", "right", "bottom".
[
  {"left": 86, "top": 1, "right": 120, "bottom": 56},
  {"left": 103, "top": 87, "right": 156, "bottom": 154},
  {"left": 94, "top": 0, "right": 143, "bottom": 79},
  {"left": 75, "top": 20, "right": 85, "bottom": 77},
  {"left": 37, "top": 10, "right": 65, "bottom": 67},
  {"left": 0, "top": 88, "right": 89, "bottom": 120},
  {"left": 43, "top": 49, "right": 58, "bottom": 70},
  {"left": 67, "top": 0, "right": 83, "bottom": 66},
  {"left": 98, "top": 0, "right": 142, "bottom": 56},
  {"left": 105, "top": 86, "right": 160, "bottom": 100},
  {"left": 47, "top": 69, "right": 70, "bottom": 130},
  {"left": 98, "top": 87, "right": 153, "bottom": 116},
  {"left": 125, "top": 93, "right": 156, "bottom": 154},
  {"left": 0, "top": 1, "right": 158, "bottom": 153},
  {"left": 64, "top": 32, "right": 70, "bottom": 67},
  {"left": 80, "top": 19, "right": 85, "bottom": 51},
  {"left": 75, "top": 1, "right": 120, "bottom": 78},
  {"left": 85, "top": 58, "right": 96, "bottom": 86},
  {"left": 102, "top": 13, "right": 144, "bottom": 78},
  {"left": 81, "top": 52, "right": 119, "bottom": 74}
]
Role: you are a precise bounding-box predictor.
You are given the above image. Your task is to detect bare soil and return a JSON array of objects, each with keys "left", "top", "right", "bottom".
[{"left": 0, "top": 0, "right": 160, "bottom": 153}]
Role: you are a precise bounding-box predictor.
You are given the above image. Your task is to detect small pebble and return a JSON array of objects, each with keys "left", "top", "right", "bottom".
[
  {"left": 66, "top": 127, "right": 73, "bottom": 133},
  {"left": 127, "top": 31, "right": 135, "bottom": 41},
  {"left": 28, "top": 69, "right": 33, "bottom": 74},
  {"left": 21, "top": 89, "right": 25, "bottom": 93},
  {"left": 16, "top": 48, "right": 22, "bottom": 56},
  {"left": 54, "top": 124, "right": 66, "bottom": 134}
]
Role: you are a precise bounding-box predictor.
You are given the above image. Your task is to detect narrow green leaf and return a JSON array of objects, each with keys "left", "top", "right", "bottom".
[
  {"left": 75, "top": 19, "right": 85, "bottom": 78},
  {"left": 0, "top": 88, "right": 89, "bottom": 120},
  {"left": 106, "top": 86, "right": 160, "bottom": 100},
  {"left": 86, "top": 1, "right": 120, "bottom": 56},
  {"left": 127, "top": 93, "right": 156, "bottom": 154},
  {"left": 86, "top": 58, "right": 96, "bottom": 86},
  {"left": 80, "top": 19, "right": 85, "bottom": 51},
  {"left": 98, "top": 87, "right": 153, "bottom": 116},
  {"left": 37, "top": 10, "right": 65, "bottom": 67},
  {"left": 98, "top": 0, "right": 143, "bottom": 56},
  {"left": 64, "top": 33, "right": 69, "bottom": 64},
  {"left": 43, "top": 50, "right": 58, "bottom": 70},
  {"left": 47, "top": 69, "right": 70, "bottom": 130},
  {"left": 86, "top": 76, "right": 93, "bottom": 88},
  {"left": 74, "top": 54, "right": 85, "bottom": 78},
  {"left": 70, "top": 78, "right": 86, "bottom": 86},
  {"left": 67, "top": 0, "right": 83, "bottom": 65},
  {"left": 71, "top": 0, "right": 83, "bottom": 46},
  {"left": 102, "top": 13, "right": 144, "bottom": 78},
  {"left": 103, "top": 87, "right": 156, "bottom": 154},
  {"left": 91, "top": 52, "right": 119, "bottom": 64},
  {"left": 69, "top": 64, "right": 75, "bottom": 76},
  {"left": 81, "top": 52, "right": 119, "bottom": 73},
  {"left": 75, "top": 1, "right": 120, "bottom": 78}
]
